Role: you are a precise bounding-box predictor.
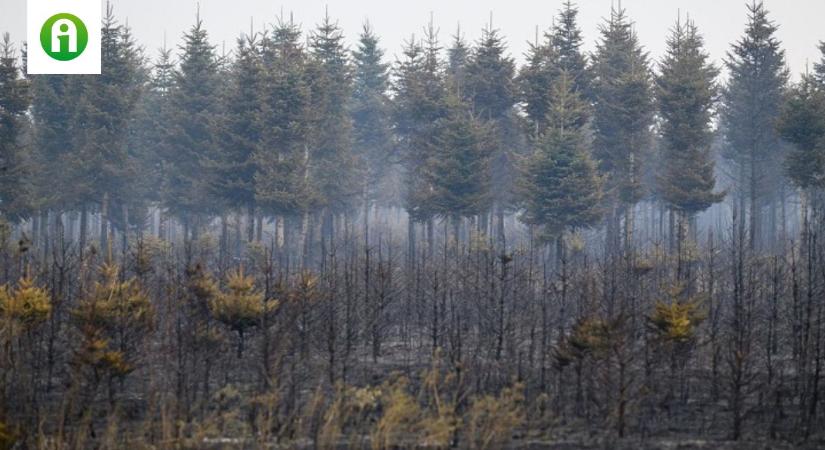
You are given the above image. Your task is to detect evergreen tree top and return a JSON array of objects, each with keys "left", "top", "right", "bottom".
[
  {"left": 268, "top": 15, "right": 304, "bottom": 54},
  {"left": 310, "top": 11, "right": 349, "bottom": 68},
  {"left": 721, "top": 0, "right": 788, "bottom": 166},
  {"left": 658, "top": 17, "right": 719, "bottom": 114},
  {"left": 261, "top": 17, "right": 306, "bottom": 72},
  {"left": 447, "top": 26, "right": 469, "bottom": 88},
  {"left": 100, "top": 4, "right": 145, "bottom": 86},
  {"left": 552, "top": 1, "right": 587, "bottom": 78},
  {"left": 466, "top": 24, "right": 515, "bottom": 120},
  {"left": 543, "top": 71, "right": 587, "bottom": 140},
  {"left": 475, "top": 25, "right": 509, "bottom": 59},
  {"left": 422, "top": 18, "right": 442, "bottom": 75},
  {"left": 397, "top": 35, "right": 424, "bottom": 70},
  {"left": 0, "top": 32, "right": 29, "bottom": 131},
  {"left": 176, "top": 15, "right": 219, "bottom": 81},
  {"left": 725, "top": 1, "right": 787, "bottom": 82},
  {"left": 814, "top": 41, "right": 825, "bottom": 85},
  {"left": 0, "top": 34, "right": 27, "bottom": 107},
  {"left": 517, "top": 32, "right": 558, "bottom": 134},
  {"left": 353, "top": 23, "right": 389, "bottom": 94},
  {"left": 519, "top": 71, "right": 602, "bottom": 238},
  {"left": 593, "top": 5, "right": 649, "bottom": 78},
  {"left": 151, "top": 46, "right": 175, "bottom": 94},
  {"left": 656, "top": 16, "right": 723, "bottom": 214}
]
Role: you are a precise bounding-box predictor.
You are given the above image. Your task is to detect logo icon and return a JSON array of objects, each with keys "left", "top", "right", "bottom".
[
  {"left": 27, "top": 0, "right": 100, "bottom": 74},
  {"left": 40, "top": 13, "right": 89, "bottom": 61}
]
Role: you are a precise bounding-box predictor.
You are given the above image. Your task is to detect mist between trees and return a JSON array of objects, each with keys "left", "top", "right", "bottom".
[{"left": 2, "top": 0, "right": 825, "bottom": 448}]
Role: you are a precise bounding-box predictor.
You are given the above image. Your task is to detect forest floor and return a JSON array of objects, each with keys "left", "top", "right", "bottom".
[{"left": 195, "top": 436, "right": 822, "bottom": 449}]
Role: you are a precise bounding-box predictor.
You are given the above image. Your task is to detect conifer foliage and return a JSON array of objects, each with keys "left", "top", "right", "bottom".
[
  {"left": 255, "top": 18, "right": 313, "bottom": 222},
  {"left": 209, "top": 267, "right": 278, "bottom": 358},
  {"left": 778, "top": 63, "right": 825, "bottom": 190},
  {"left": 351, "top": 24, "right": 393, "bottom": 208},
  {"left": 0, "top": 34, "right": 30, "bottom": 221},
  {"left": 591, "top": 6, "right": 654, "bottom": 243},
  {"left": 519, "top": 73, "right": 602, "bottom": 241},
  {"left": 428, "top": 95, "right": 494, "bottom": 222},
  {"left": 656, "top": 18, "right": 723, "bottom": 240},
  {"left": 722, "top": 1, "right": 788, "bottom": 248},
  {"left": 165, "top": 13, "right": 222, "bottom": 235}
]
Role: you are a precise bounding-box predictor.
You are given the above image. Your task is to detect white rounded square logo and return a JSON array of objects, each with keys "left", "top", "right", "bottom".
[{"left": 27, "top": 0, "right": 101, "bottom": 74}]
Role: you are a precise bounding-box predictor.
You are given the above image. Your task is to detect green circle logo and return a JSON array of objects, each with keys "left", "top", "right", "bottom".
[{"left": 40, "top": 13, "right": 88, "bottom": 61}]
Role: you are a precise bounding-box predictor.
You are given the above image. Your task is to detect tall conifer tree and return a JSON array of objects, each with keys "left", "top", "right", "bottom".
[
  {"left": 552, "top": 1, "right": 591, "bottom": 98},
  {"left": 0, "top": 34, "right": 31, "bottom": 221},
  {"left": 519, "top": 73, "right": 602, "bottom": 244},
  {"left": 778, "top": 73, "right": 825, "bottom": 191},
  {"left": 446, "top": 28, "right": 470, "bottom": 93},
  {"left": 814, "top": 41, "right": 825, "bottom": 85},
  {"left": 255, "top": 18, "right": 313, "bottom": 251},
  {"left": 656, "top": 18, "right": 723, "bottom": 249},
  {"left": 351, "top": 23, "right": 393, "bottom": 211},
  {"left": 129, "top": 44, "right": 175, "bottom": 237},
  {"left": 464, "top": 24, "right": 517, "bottom": 243},
  {"left": 165, "top": 12, "right": 221, "bottom": 238},
  {"left": 72, "top": 5, "right": 145, "bottom": 250},
  {"left": 216, "top": 32, "right": 264, "bottom": 239},
  {"left": 428, "top": 94, "right": 493, "bottom": 231},
  {"left": 518, "top": 33, "right": 557, "bottom": 136},
  {"left": 591, "top": 5, "right": 654, "bottom": 248},
  {"left": 308, "top": 12, "right": 358, "bottom": 218},
  {"left": 393, "top": 29, "right": 447, "bottom": 226},
  {"left": 721, "top": 1, "right": 788, "bottom": 250}
]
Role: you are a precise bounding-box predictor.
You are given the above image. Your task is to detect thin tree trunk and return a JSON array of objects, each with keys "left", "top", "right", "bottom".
[
  {"left": 100, "top": 192, "right": 109, "bottom": 257},
  {"left": 122, "top": 204, "right": 129, "bottom": 256},
  {"left": 247, "top": 203, "right": 255, "bottom": 243},
  {"left": 157, "top": 208, "right": 166, "bottom": 241},
  {"left": 79, "top": 205, "right": 88, "bottom": 259}
]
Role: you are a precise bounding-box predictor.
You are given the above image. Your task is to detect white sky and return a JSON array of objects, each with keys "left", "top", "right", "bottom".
[{"left": 1, "top": 0, "right": 823, "bottom": 79}]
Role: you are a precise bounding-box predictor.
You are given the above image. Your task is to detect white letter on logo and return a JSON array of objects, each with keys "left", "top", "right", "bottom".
[{"left": 51, "top": 19, "right": 77, "bottom": 53}]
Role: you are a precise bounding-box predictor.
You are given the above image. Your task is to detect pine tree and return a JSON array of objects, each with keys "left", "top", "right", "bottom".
[
  {"left": 721, "top": 1, "right": 788, "bottom": 250},
  {"left": 351, "top": 23, "right": 393, "bottom": 210},
  {"left": 552, "top": 1, "right": 591, "bottom": 98},
  {"left": 446, "top": 28, "right": 470, "bottom": 93},
  {"left": 0, "top": 34, "right": 32, "bottom": 221},
  {"left": 465, "top": 26, "right": 515, "bottom": 121},
  {"left": 464, "top": 24, "right": 517, "bottom": 244},
  {"left": 255, "top": 17, "right": 313, "bottom": 226},
  {"left": 656, "top": 17, "right": 723, "bottom": 254},
  {"left": 393, "top": 30, "right": 447, "bottom": 225},
  {"left": 115, "top": 25, "right": 150, "bottom": 240},
  {"left": 519, "top": 72, "right": 602, "bottom": 242},
  {"left": 209, "top": 268, "right": 278, "bottom": 358},
  {"left": 518, "top": 34, "right": 557, "bottom": 136},
  {"left": 71, "top": 263, "right": 154, "bottom": 386},
  {"left": 591, "top": 5, "right": 654, "bottom": 247},
  {"left": 519, "top": 2, "right": 589, "bottom": 138},
  {"left": 0, "top": 276, "right": 52, "bottom": 335},
  {"left": 215, "top": 32, "right": 264, "bottom": 233},
  {"left": 428, "top": 94, "right": 493, "bottom": 225},
  {"left": 165, "top": 12, "right": 221, "bottom": 238},
  {"left": 30, "top": 80, "right": 85, "bottom": 215},
  {"left": 778, "top": 74, "right": 825, "bottom": 190},
  {"left": 308, "top": 12, "right": 358, "bottom": 216},
  {"left": 128, "top": 44, "right": 175, "bottom": 239},
  {"left": 814, "top": 41, "right": 825, "bottom": 85},
  {"left": 153, "top": 45, "right": 176, "bottom": 95},
  {"left": 72, "top": 5, "right": 145, "bottom": 250}
]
